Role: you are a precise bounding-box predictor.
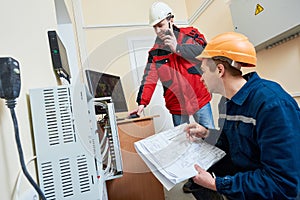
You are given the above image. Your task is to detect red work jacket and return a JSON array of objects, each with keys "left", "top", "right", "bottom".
[{"left": 136, "top": 26, "right": 211, "bottom": 115}]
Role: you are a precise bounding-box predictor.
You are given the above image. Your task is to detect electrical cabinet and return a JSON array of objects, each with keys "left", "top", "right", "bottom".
[
  {"left": 229, "top": 0, "right": 300, "bottom": 51},
  {"left": 29, "top": 83, "right": 122, "bottom": 200}
]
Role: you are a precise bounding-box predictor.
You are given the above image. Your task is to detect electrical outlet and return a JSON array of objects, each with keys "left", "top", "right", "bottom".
[{"left": 20, "top": 188, "right": 38, "bottom": 200}]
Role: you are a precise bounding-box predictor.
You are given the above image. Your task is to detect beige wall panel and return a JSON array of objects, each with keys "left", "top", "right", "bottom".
[
  {"left": 185, "top": 0, "right": 209, "bottom": 19},
  {"left": 81, "top": 0, "right": 188, "bottom": 26},
  {"left": 191, "top": 0, "right": 234, "bottom": 41},
  {"left": 255, "top": 36, "right": 300, "bottom": 94}
]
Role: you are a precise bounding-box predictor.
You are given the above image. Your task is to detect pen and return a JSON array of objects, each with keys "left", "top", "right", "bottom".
[{"left": 212, "top": 172, "right": 216, "bottom": 179}]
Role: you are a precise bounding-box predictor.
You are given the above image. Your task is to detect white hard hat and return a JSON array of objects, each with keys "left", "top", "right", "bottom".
[{"left": 149, "top": 2, "right": 173, "bottom": 26}]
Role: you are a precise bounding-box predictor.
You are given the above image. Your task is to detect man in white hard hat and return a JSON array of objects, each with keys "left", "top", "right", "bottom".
[
  {"left": 131, "top": 1, "right": 214, "bottom": 147},
  {"left": 130, "top": 2, "right": 215, "bottom": 192}
]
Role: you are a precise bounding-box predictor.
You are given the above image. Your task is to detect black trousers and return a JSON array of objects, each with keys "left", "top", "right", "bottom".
[{"left": 192, "top": 154, "right": 238, "bottom": 200}]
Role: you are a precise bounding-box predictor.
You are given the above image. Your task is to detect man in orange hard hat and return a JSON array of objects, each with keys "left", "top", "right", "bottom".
[{"left": 184, "top": 32, "right": 300, "bottom": 199}]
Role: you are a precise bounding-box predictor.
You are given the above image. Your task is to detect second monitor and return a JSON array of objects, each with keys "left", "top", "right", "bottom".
[{"left": 85, "top": 69, "right": 128, "bottom": 114}]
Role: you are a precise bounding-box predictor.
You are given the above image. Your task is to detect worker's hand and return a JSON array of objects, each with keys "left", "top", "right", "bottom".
[
  {"left": 129, "top": 105, "right": 145, "bottom": 117},
  {"left": 193, "top": 164, "right": 217, "bottom": 191},
  {"left": 161, "top": 28, "right": 177, "bottom": 53},
  {"left": 184, "top": 123, "right": 209, "bottom": 141}
]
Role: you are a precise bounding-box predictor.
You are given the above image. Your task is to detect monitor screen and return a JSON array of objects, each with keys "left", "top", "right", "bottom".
[{"left": 85, "top": 70, "right": 128, "bottom": 113}]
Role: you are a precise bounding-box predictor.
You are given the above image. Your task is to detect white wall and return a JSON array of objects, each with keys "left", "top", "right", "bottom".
[{"left": 0, "top": 1, "right": 58, "bottom": 199}]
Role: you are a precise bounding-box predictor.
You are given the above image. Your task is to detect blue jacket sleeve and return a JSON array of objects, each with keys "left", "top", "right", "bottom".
[{"left": 216, "top": 100, "right": 300, "bottom": 200}]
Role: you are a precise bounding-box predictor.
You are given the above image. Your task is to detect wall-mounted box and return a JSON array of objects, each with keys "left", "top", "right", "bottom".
[{"left": 229, "top": 0, "right": 300, "bottom": 51}]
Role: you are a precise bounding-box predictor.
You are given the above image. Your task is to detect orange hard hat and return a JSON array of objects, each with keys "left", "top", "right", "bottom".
[{"left": 197, "top": 32, "right": 256, "bottom": 67}]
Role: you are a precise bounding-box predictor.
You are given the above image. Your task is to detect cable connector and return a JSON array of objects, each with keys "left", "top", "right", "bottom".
[
  {"left": 0, "top": 57, "right": 21, "bottom": 100},
  {"left": 6, "top": 99, "right": 16, "bottom": 109}
]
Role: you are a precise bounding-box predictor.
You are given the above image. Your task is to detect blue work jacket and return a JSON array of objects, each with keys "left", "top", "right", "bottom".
[{"left": 215, "top": 72, "right": 300, "bottom": 200}]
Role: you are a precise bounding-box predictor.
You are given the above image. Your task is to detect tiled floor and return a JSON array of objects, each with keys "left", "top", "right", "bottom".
[{"left": 164, "top": 182, "right": 195, "bottom": 200}]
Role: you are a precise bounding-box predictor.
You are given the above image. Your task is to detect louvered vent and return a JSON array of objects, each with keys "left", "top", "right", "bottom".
[
  {"left": 77, "top": 155, "right": 91, "bottom": 193},
  {"left": 59, "top": 158, "right": 74, "bottom": 198},
  {"left": 41, "top": 161, "right": 56, "bottom": 200},
  {"left": 57, "top": 88, "right": 75, "bottom": 144},
  {"left": 43, "top": 87, "right": 75, "bottom": 146},
  {"left": 43, "top": 89, "right": 60, "bottom": 146}
]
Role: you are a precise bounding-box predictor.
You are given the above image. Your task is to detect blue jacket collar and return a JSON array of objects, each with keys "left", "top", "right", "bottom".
[{"left": 231, "top": 72, "right": 260, "bottom": 106}]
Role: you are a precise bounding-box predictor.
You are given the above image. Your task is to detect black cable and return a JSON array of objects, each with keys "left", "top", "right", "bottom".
[
  {"left": 6, "top": 99, "right": 47, "bottom": 200},
  {"left": 58, "top": 72, "right": 70, "bottom": 84}
]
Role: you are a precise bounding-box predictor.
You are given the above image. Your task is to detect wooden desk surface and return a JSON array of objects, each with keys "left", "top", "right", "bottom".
[{"left": 116, "top": 115, "right": 159, "bottom": 125}]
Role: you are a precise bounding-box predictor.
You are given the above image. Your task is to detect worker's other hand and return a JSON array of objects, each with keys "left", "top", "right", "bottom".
[
  {"left": 161, "top": 28, "right": 177, "bottom": 53},
  {"left": 129, "top": 105, "right": 145, "bottom": 117},
  {"left": 184, "top": 122, "right": 209, "bottom": 141},
  {"left": 193, "top": 164, "right": 216, "bottom": 191}
]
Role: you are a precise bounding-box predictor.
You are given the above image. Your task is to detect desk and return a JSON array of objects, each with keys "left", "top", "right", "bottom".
[{"left": 106, "top": 115, "right": 164, "bottom": 200}]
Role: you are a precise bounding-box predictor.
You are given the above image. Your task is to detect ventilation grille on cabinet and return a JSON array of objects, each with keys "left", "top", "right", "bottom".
[
  {"left": 44, "top": 89, "right": 60, "bottom": 146},
  {"left": 43, "top": 87, "right": 75, "bottom": 146},
  {"left": 39, "top": 155, "right": 92, "bottom": 199},
  {"left": 77, "top": 155, "right": 91, "bottom": 193},
  {"left": 40, "top": 161, "right": 56, "bottom": 200},
  {"left": 59, "top": 158, "right": 74, "bottom": 198}
]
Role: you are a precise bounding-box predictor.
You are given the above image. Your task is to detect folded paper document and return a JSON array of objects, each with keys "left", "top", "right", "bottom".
[{"left": 134, "top": 124, "right": 225, "bottom": 190}]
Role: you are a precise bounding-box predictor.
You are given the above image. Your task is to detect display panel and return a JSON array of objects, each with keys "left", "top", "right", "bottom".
[{"left": 85, "top": 70, "right": 128, "bottom": 113}]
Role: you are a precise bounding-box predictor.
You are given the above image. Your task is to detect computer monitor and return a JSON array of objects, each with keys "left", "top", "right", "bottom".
[{"left": 85, "top": 69, "right": 128, "bottom": 114}]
